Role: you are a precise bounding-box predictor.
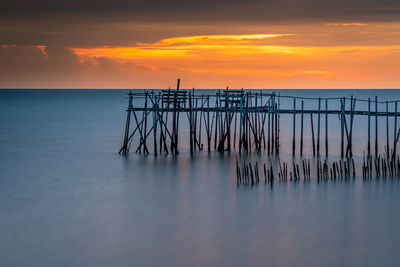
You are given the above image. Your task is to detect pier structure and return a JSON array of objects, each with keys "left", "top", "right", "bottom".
[{"left": 119, "top": 85, "right": 400, "bottom": 159}]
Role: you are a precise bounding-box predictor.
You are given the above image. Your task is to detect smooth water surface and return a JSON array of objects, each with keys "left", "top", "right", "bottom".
[{"left": 1, "top": 89, "right": 400, "bottom": 267}]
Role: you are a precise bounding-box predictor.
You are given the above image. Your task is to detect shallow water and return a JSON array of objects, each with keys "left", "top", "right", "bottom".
[{"left": 1, "top": 89, "right": 400, "bottom": 267}]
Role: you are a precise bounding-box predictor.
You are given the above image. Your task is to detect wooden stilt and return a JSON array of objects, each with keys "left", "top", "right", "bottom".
[
  {"left": 300, "top": 100, "right": 304, "bottom": 156},
  {"left": 375, "top": 95, "right": 378, "bottom": 157},
  {"left": 325, "top": 98, "right": 328, "bottom": 156},
  {"left": 368, "top": 97, "right": 371, "bottom": 156},
  {"left": 292, "top": 98, "right": 296, "bottom": 155},
  {"left": 317, "top": 97, "right": 321, "bottom": 156}
]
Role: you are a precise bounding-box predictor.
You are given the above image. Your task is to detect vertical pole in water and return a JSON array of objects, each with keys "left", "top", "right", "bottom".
[
  {"left": 227, "top": 91, "right": 231, "bottom": 151},
  {"left": 386, "top": 101, "right": 389, "bottom": 159},
  {"left": 271, "top": 93, "right": 275, "bottom": 154},
  {"left": 214, "top": 92, "right": 219, "bottom": 150},
  {"left": 325, "top": 98, "right": 328, "bottom": 156},
  {"left": 311, "top": 113, "right": 315, "bottom": 156},
  {"left": 394, "top": 101, "right": 398, "bottom": 159},
  {"left": 300, "top": 100, "right": 304, "bottom": 156},
  {"left": 275, "top": 101, "right": 279, "bottom": 154},
  {"left": 349, "top": 96, "right": 355, "bottom": 157},
  {"left": 292, "top": 98, "right": 296, "bottom": 155},
  {"left": 267, "top": 102, "right": 270, "bottom": 154},
  {"left": 175, "top": 79, "right": 180, "bottom": 154},
  {"left": 254, "top": 93, "right": 258, "bottom": 151},
  {"left": 317, "top": 97, "right": 321, "bottom": 156},
  {"left": 239, "top": 95, "right": 243, "bottom": 152},
  {"left": 375, "top": 95, "right": 378, "bottom": 158},
  {"left": 245, "top": 92, "right": 251, "bottom": 152},
  {"left": 341, "top": 98, "right": 344, "bottom": 158},
  {"left": 207, "top": 96, "right": 210, "bottom": 152},
  {"left": 143, "top": 93, "right": 148, "bottom": 154},
  {"left": 277, "top": 92, "right": 280, "bottom": 154},
  {"left": 152, "top": 92, "right": 158, "bottom": 156},
  {"left": 121, "top": 91, "right": 133, "bottom": 155},
  {"left": 189, "top": 92, "right": 193, "bottom": 154},
  {"left": 368, "top": 97, "right": 371, "bottom": 156}
]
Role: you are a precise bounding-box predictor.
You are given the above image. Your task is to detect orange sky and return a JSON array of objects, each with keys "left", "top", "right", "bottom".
[{"left": 2, "top": 21, "right": 400, "bottom": 88}]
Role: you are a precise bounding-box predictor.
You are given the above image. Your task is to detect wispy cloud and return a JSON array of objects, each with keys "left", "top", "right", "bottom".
[
  {"left": 325, "top": 22, "right": 369, "bottom": 26},
  {"left": 68, "top": 33, "right": 400, "bottom": 82}
]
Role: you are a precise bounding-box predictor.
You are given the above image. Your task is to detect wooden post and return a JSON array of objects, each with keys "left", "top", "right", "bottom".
[
  {"left": 348, "top": 96, "right": 355, "bottom": 157},
  {"left": 143, "top": 93, "right": 148, "bottom": 154},
  {"left": 239, "top": 95, "right": 243, "bottom": 152},
  {"left": 207, "top": 96, "right": 211, "bottom": 152},
  {"left": 276, "top": 93, "right": 280, "bottom": 154},
  {"left": 267, "top": 102, "right": 270, "bottom": 154},
  {"left": 275, "top": 101, "right": 278, "bottom": 153},
  {"left": 121, "top": 91, "right": 133, "bottom": 155},
  {"left": 152, "top": 92, "right": 158, "bottom": 155},
  {"left": 394, "top": 101, "right": 398, "bottom": 159},
  {"left": 311, "top": 113, "right": 315, "bottom": 156},
  {"left": 271, "top": 94, "right": 275, "bottom": 154},
  {"left": 300, "top": 100, "right": 304, "bottom": 156},
  {"left": 341, "top": 98, "right": 345, "bottom": 158},
  {"left": 171, "top": 91, "right": 177, "bottom": 154},
  {"left": 368, "top": 97, "right": 371, "bottom": 156},
  {"left": 292, "top": 98, "right": 296, "bottom": 155},
  {"left": 375, "top": 95, "right": 378, "bottom": 157},
  {"left": 325, "top": 98, "right": 328, "bottom": 156},
  {"left": 317, "top": 97, "right": 321, "bottom": 156},
  {"left": 189, "top": 92, "right": 193, "bottom": 154},
  {"left": 386, "top": 101, "right": 389, "bottom": 159}
]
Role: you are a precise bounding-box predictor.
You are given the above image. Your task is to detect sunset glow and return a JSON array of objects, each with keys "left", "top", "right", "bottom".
[
  {"left": 2, "top": 3, "right": 400, "bottom": 88},
  {"left": 64, "top": 28, "right": 400, "bottom": 88}
]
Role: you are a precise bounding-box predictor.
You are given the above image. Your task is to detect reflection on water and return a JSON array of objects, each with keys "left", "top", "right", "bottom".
[{"left": 1, "top": 90, "right": 400, "bottom": 267}]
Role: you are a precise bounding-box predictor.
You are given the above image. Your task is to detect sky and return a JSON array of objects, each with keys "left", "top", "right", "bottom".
[{"left": 1, "top": 0, "right": 400, "bottom": 89}]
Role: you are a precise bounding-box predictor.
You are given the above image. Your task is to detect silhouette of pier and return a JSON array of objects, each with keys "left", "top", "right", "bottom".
[{"left": 119, "top": 80, "right": 400, "bottom": 159}]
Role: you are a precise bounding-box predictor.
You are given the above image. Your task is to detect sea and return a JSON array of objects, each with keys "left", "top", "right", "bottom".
[{"left": 1, "top": 89, "right": 400, "bottom": 267}]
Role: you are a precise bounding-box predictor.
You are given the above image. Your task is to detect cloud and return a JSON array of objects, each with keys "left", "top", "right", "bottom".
[
  {"left": 1, "top": 0, "right": 400, "bottom": 24},
  {"left": 67, "top": 33, "right": 400, "bottom": 83},
  {"left": 325, "top": 22, "right": 369, "bottom": 26}
]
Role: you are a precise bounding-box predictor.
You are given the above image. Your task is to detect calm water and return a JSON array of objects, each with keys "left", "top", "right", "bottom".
[{"left": 1, "top": 89, "right": 400, "bottom": 267}]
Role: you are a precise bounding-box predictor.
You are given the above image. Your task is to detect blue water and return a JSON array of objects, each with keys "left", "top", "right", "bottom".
[{"left": 1, "top": 89, "right": 400, "bottom": 267}]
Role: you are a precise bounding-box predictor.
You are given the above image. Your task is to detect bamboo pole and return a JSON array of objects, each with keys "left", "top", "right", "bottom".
[
  {"left": 375, "top": 95, "right": 378, "bottom": 157},
  {"left": 300, "top": 100, "right": 304, "bottom": 156},
  {"left": 325, "top": 98, "right": 328, "bottom": 156},
  {"left": 317, "top": 97, "right": 321, "bottom": 156},
  {"left": 292, "top": 98, "right": 296, "bottom": 155}
]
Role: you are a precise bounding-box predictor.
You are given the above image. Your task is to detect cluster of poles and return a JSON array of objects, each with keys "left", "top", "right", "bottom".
[
  {"left": 120, "top": 80, "right": 400, "bottom": 160},
  {"left": 362, "top": 150, "right": 400, "bottom": 179},
  {"left": 120, "top": 80, "right": 282, "bottom": 156},
  {"left": 235, "top": 157, "right": 312, "bottom": 186},
  {"left": 317, "top": 158, "right": 356, "bottom": 181},
  {"left": 236, "top": 152, "right": 400, "bottom": 186},
  {"left": 235, "top": 156, "right": 361, "bottom": 186}
]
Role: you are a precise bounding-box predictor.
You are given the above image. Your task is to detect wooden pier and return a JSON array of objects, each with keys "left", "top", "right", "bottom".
[{"left": 119, "top": 83, "right": 400, "bottom": 159}]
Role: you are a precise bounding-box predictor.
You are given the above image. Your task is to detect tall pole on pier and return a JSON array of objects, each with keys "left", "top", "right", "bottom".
[
  {"left": 121, "top": 91, "right": 133, "bottom": 155},
  {"left": 341, "top": 98, "right": 344, "bottom": 158},
  {"left": 375, "top": 95, "right": 378, "bottom": 157},
  {"left": 317, "top": 97, "right": 321, "bottom": 156},
  {"left": 267, "top": 102, "right": 270, "bottom": 154},
  {"left": 368, "top": 98, "right": 371, "bottom": 156},
  {"left": 292, "top": 98, "right": 296, "bottom": 155},
  {"left": 300, "top": 100, "right": 304, "bottom": 156},
  {"left": 386, "top": 101, "right": 389, "bottom": 159},
  {"left": 394, "top": 101, "right": 398, "bottom": 159},
  {"left": 325, "top": 99, "right": 328, "bottom": 156}
]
